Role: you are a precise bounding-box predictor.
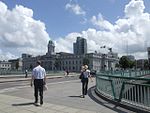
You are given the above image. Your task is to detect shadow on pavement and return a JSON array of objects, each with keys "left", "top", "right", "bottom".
[
  {"left": 12, "top": 102, "right": 34, "bottom": 106},
  {"left": 68, "top": 95, "right": 81, "bottom": 98},
  {"left": 88, "top": 86, "right": 130, "bottom": 113}
]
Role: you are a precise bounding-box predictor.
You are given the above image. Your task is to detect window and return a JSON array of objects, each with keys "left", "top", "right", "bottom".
[
  {"left": 80, "top": 60, "right": 82, "bottom": 64},
  {"left": 73, "top": 66, "right": 75, "bottom": 70},
  {"left": 76, "top": 60, "right": 78, "bottom": 64}
]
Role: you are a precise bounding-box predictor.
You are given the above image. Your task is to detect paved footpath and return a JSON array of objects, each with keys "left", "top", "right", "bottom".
[
  {"left": 0, "top": 94, "right": 100, "bottom": 113},
  {"left": 0, "top": 75, "right": 135, "bottom": 113}
]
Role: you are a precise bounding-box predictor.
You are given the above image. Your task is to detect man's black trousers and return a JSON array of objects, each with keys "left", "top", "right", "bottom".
[{"left": 34, "top": 79, "right": 43, "bottom": 104}]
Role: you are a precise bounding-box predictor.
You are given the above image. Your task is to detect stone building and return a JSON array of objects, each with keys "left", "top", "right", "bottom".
[
  {"left": 136, "top": 59, "right": 148, "bottom": 70},
  {"left": 0, "top": 61, "right": 11, "bottom": 70},
  {"left": 8, "top": 58, "right": 22, "bottom": 70},
  {"left": 22, "top": 37, "right": 119, "bottom": 72}
]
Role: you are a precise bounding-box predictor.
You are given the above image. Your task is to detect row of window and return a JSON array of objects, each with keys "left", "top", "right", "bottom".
[
  {"left": 60, "top": 55, "right": 81, "bottom": 59},
  {"left": 61, "top": 66, "right": 80, "bottom": 71},
  {"left": 61, "top": 60, "right": 82, "bottom": 65},
  {"left": 0, "top": 64, "right": 11, "bottom": 67}
]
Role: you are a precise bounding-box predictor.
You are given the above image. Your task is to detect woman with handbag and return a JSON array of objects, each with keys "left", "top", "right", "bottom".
[{"left": 80, "top": 65, "right": 93, "bottom": 98}]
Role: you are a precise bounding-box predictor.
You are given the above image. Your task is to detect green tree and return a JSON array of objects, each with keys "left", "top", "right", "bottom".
[
  {"left": 129, "top": 60, "right": 136, "bottom": 69},
  {"left": 144, "top": 60, "right": 149, "bottom": 69},
  {"left": 115, "top": 63, "right": 120, "bottom": 68},
  {"left": 119, "top": 56, "right": 130, "bottom": 69},
  {"left": 83, "top": 57, "right": 90, "bottom": 65},
  {"left": 29, "top": 64, "right": 33, "bottom": 70},
  {"left": 119, "top": 56, "right": 136, "bottom": 69},
  {"left": 15, "top": 62, "right": 19, "bottom": 70}
]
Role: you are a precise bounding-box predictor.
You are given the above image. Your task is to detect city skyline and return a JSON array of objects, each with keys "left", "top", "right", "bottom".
[{"left": 0, "top": 0, "right": 150, "bottom": 60}]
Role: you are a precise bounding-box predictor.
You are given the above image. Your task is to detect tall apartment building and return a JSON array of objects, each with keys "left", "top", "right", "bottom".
[
  {"left": 73, "top": 37, "right": 87, "bottom": 55},
  {"left": 147, "top": 47, "right": 150, "bottom": 64}
]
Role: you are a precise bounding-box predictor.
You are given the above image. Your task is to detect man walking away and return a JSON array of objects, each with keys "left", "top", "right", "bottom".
[{"left": 31, "top": 60, "right": 46, "bottom": 106}]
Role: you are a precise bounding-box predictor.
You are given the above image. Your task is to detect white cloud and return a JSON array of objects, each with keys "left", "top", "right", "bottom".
[
  {"left": 56, "top": 0, "right": 150, "bottom": 59},
  {"left": 0, "top": 1, "right": 50, "bottom": 60},
  {"left": 91, "top": 13, "right": 114, "bottom": 31},
  {"left": 65, "top": 3, "right": 86, "bottom": 16},
  {"left": 55, "top": 32, "right": 81, "bottom": 53},
  {"left": 1, "top": 0, "right": 150, "bottom": 60},
  {"left": 124, "top": 0, "right": 145, "bottom": 18},
  {"left": 88, "top": 0, "right": 150, "bottom": 59}
]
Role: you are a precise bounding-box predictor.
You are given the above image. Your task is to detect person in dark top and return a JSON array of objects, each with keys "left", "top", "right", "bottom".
[{"left": 80, "top": 65, "right": 93, "bottom": 98}]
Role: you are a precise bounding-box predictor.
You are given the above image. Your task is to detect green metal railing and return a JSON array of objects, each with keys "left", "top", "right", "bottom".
[
  {"left": 99, "top": 70, "right": 150, "bottom": 77},
  {"left": 96, "top": 70, "right": 150, "bottom": 110}
]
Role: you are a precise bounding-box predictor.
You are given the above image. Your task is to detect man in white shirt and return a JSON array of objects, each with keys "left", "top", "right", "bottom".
[{"left": 31, "top": 60, "right": 46, "bottom": 106}]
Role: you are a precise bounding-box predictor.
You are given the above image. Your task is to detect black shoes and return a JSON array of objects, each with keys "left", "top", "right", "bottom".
[
  {"left": 40, "top": 101, "right": 43, "bottom": 105},
  {"left": 34, "top": 100, "right": 43, "bottom": 106},
  {"left": 80, "top": 95, "right": 85, "bottom": 98},
  {"left": 34, "top": 102, "right": 39, "bottom": 106}
]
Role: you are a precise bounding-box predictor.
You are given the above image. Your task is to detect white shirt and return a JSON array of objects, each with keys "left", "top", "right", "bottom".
[
  {"left": 83, "top": 69, "right": 90, "bottom": 78},
  {"left": 32, "top": 65, "right": 46, "bottom": 79}
]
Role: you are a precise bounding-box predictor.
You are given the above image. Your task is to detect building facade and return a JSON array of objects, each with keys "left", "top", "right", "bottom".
[
  {"left": 136, "top": 59, "right": 148, "bottom": 70},
  {"left": 8, "top": 58, "right": 22, "bottom": 70},
  {"left": 22, "top": 38, "right": 119, "bottom": 72},
  {"left": 0, "top": 61, "right": 11, "bottom": 70}
]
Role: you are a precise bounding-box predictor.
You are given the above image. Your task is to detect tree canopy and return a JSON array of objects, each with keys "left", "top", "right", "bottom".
[{"left": 119, "top": 56, "right": 135, "bottom": 69}]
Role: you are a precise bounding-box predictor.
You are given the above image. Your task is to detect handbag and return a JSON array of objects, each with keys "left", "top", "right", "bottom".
[
  {"left": 43, "top": 84, "right": 48, "bottom": 91},
  {"left": 79, "top": 72, "right": 84, "bottom": 79}
]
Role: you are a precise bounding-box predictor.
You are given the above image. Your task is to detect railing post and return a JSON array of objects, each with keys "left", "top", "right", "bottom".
[
  {"left": 129, "top": 70, "right": 131, "bottom": 77},
  {"left": 119, "top": 82, "right": 125, "bottom": 102},
  {"left": 110, "top": 79, "right": 116, "bottom": 100}
]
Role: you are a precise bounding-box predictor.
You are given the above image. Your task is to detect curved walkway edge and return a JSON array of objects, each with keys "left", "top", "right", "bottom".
[{"left": 94, "top": 88, "right": 150, "bottom": 113}]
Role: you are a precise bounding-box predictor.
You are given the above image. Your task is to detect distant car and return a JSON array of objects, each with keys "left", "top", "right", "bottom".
[{"left": 90, "top": 70, "right": 97, "bottom": 77}]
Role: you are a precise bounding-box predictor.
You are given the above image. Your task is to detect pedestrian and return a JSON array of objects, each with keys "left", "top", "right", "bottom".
[
  {"left": 30, "top": 60, "right": 46, "bottom": 106},
  {"left": 25, "top": 69, "right": 28, "bottom": 78},
  {"left": 80, "top": 65, "right": 93, "bottom": 98},
  {"left": 64, "top": 69, "right": 69, "bottom": 77},
  {"left": 66, "top": 70, "right": 69, "bottom": 76}
]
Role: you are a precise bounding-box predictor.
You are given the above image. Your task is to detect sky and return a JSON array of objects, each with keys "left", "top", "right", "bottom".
[{"left": 0, "top": 0, "right": 150, "bottom": 60}]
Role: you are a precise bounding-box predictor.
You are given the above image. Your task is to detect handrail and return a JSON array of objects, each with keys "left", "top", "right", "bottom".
[
  {"left": 97, "top": 73, "right": 150, "bottom": 81},
  {"left": 96, "top": 70, "right": 150, "bottom": 110}
]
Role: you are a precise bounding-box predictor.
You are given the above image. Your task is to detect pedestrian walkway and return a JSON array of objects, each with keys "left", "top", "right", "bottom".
[
  {"left": 0, "top": 75, "right": 137, "bottom": 113},
  {"left": 0, "top": 94, "right": 98, "bottom": 113}
]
